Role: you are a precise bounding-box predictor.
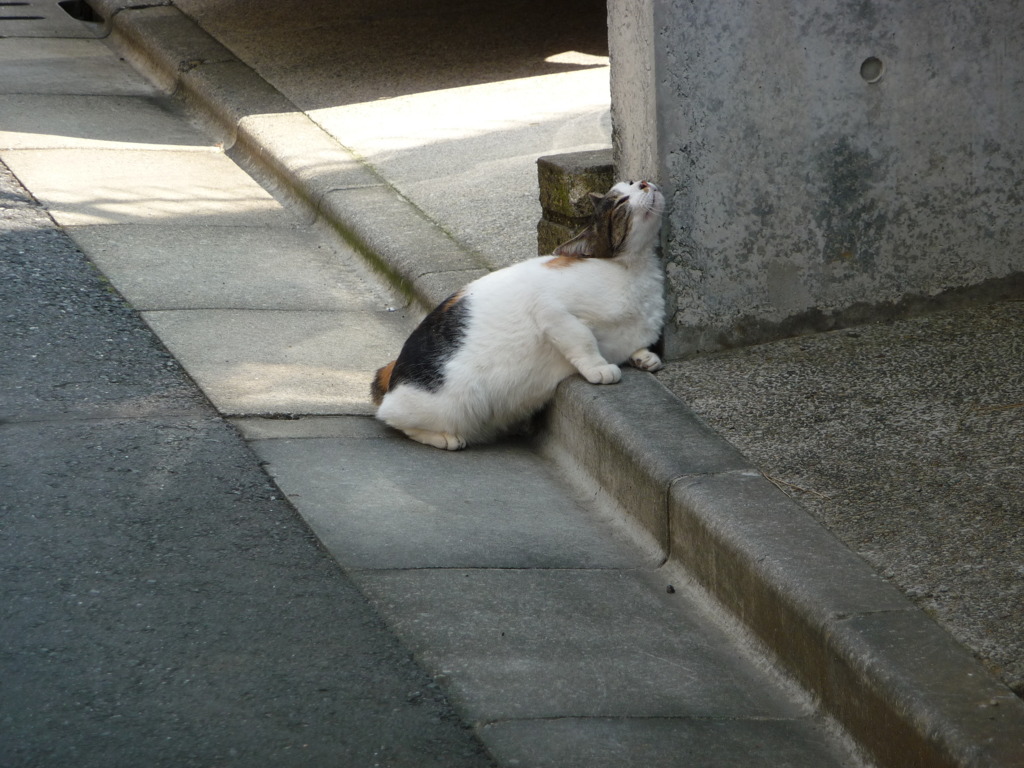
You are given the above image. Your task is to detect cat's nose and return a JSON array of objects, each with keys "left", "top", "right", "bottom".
[{"left": 638, "top": 181, "right": 650, "bottom": 190}]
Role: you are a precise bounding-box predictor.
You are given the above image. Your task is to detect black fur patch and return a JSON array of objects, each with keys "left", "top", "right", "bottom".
[{"left": 390, "top": 292, "right": 470, "bottom": 393}]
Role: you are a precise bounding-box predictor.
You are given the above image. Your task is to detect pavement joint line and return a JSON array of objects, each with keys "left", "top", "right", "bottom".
[
  {"left": 0, "top": 142, "right": 221, "bottom": 154},
  {"left": 139, "top": 306, "right": 399, "bottom": 314},
  {"left": 92, "top": 3, "right": 1024, "bottom": 767},
  {"left": 320, "top": 183, "right": 389, "bottom": 193},
  {"left": 343, "top": 566, "right": 661, "bottom": 574},
  {"left": 832, "top": 608, "right": 919, "bottom": 620},
  {"left": 0, "top": 411, "right": 213, "bottom": 425},
  {"left": 476, "top": 713, "right": 820, "bottom": 726}
]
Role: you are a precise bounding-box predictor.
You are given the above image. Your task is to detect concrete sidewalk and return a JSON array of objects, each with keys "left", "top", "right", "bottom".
[
  {"left": 3, "top": 1, "right": 1023, "bottom": 766},
  {"left": 0, "top": 148, "right": 490, "bottom": 767},
  {"left": 1, "top": 5, "right": 862, "bottom": 768}
]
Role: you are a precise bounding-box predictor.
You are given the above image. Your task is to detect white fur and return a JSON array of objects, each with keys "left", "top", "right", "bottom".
[{"left": 376, "top": 181, "right": 665, "bottom": 449}]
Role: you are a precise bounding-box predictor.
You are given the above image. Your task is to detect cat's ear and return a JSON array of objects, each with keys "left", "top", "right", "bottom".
[
  {"left": 589, "top": 192, "right": 604, "bottom": 208},
  {"left": 553, "top": 227, "right": 596, "bottom": 257}
]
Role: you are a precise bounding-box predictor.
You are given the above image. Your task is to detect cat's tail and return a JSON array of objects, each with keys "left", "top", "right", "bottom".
[{"left": 370, "top": 360, "right": 397, "bottom": 406}]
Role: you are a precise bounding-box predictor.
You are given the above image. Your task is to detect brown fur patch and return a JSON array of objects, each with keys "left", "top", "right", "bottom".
[
  {"left": 543, "top": 255, "right": 586, "bottom": 269},
  {"left": 440, "top": 291, "right": 464, "bottom": 311},
  {"left": 370, "top": 360, "right": 396, "bottom": 406}
]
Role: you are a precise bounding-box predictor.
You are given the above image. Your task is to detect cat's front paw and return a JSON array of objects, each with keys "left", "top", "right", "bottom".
[
  {"left": 403, "top": 428, "right": 467, "bottom": 451},
  {"left": 582, "top": 363, "right": 622, "bottom": 385},
  {"left": 630, "top": 348, "right": 663, "bottom": 372}
]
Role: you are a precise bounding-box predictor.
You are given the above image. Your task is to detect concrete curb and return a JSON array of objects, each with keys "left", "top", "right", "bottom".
[
  {"left": 94, "top": 3, "right": 1024, "bottom": 766},
  {"left": 545, "top": 373, "right": 1024, "bottom": 768},
  {"left": 93, "top": 0, "right": 488, "bottom": 311}
]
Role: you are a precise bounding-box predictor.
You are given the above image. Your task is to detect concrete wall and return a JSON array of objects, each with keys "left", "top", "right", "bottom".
[{"left": 610, "top": 1, "right": 1024, "bottom": 358}]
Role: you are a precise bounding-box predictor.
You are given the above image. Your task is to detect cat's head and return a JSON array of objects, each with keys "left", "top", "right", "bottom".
[{"left": 553, "top": 180, "right": 664, "bottom": 260}]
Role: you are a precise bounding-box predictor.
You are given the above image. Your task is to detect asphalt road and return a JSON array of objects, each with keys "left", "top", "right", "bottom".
[{"left": 0, "top": 159, "right": 493, "bottom": 767}]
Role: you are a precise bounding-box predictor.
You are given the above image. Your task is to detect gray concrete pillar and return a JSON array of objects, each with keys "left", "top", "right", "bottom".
[{"left": 611, "top": 0, "right": 1024, "bottom": 358}]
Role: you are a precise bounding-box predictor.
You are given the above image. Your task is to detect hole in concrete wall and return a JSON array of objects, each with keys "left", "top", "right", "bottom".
[
  {"left": 860, "top": 57, "right": 884, "bottom": 83},
  {"left": 58, "top": 0, "right": 103, "bottom": 23}
]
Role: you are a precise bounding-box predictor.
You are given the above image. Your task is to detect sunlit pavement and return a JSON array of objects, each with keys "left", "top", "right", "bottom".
[{"left": 2, "top": 1, "right": 1022, "bottom": 766}]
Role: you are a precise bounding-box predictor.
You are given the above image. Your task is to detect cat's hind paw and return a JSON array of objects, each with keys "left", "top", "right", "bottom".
[
  {"left": 629, "top": 348, "right": 663, "bottom": 372},
  {"left": 403, "top": 428, "right": 467, "bottom": 451},
  {"left": 581, "top": 363, "right": 622, "bottom": 385}
]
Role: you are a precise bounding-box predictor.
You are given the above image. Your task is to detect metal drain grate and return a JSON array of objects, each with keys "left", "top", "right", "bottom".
[{"left": 0, "top": 1, "right": 44, "bottom": 21}]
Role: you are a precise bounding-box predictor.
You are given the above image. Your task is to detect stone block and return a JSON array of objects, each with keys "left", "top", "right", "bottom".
[
  {"left": 352, "top": 568, "right": 807, "bottom": 722},
  {"left": 536, "top": 148, "right": 613, "bottom": 254},
  {"left": 139, "top": 308, "right": 408, "bottom": 416},
  {"left": 536, "top": 217, "right": 576, "bottom": 255},
  {"left": 0, "top": 38, "right": 154, "bottom": 97},
  {"left": 0, "top": 94, "right": 209, "bottom": 151},
  {"left": 248, "top": 433, "right": 647, "bottom": 570},
  {"left": 1, "top": 147, "right": 290, "bottom": 228},
  {"left": 69, "top": 224, "right": 391, "bottom": 312}
]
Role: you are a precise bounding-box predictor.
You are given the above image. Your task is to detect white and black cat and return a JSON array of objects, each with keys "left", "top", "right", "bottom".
[{"left": 371, "top": 180, "right": 666, "bottom": 450}]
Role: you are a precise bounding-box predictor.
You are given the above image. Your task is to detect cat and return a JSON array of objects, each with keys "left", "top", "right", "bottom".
[{"left": 370, "top": 179, "right": 666, "bottom": 450}]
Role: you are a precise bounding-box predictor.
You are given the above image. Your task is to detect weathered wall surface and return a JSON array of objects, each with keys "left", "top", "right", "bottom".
[
  {"left": 608, "top": 0, "right": 657, "bottom": 182},
  {"left": 611, "top": 1, "right": 1024, "bottom": 357}
]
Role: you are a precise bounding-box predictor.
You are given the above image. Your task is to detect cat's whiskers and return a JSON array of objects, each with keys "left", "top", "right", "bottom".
[{"left": 641, "top": 194, "right": 665, "bottom": 219}]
